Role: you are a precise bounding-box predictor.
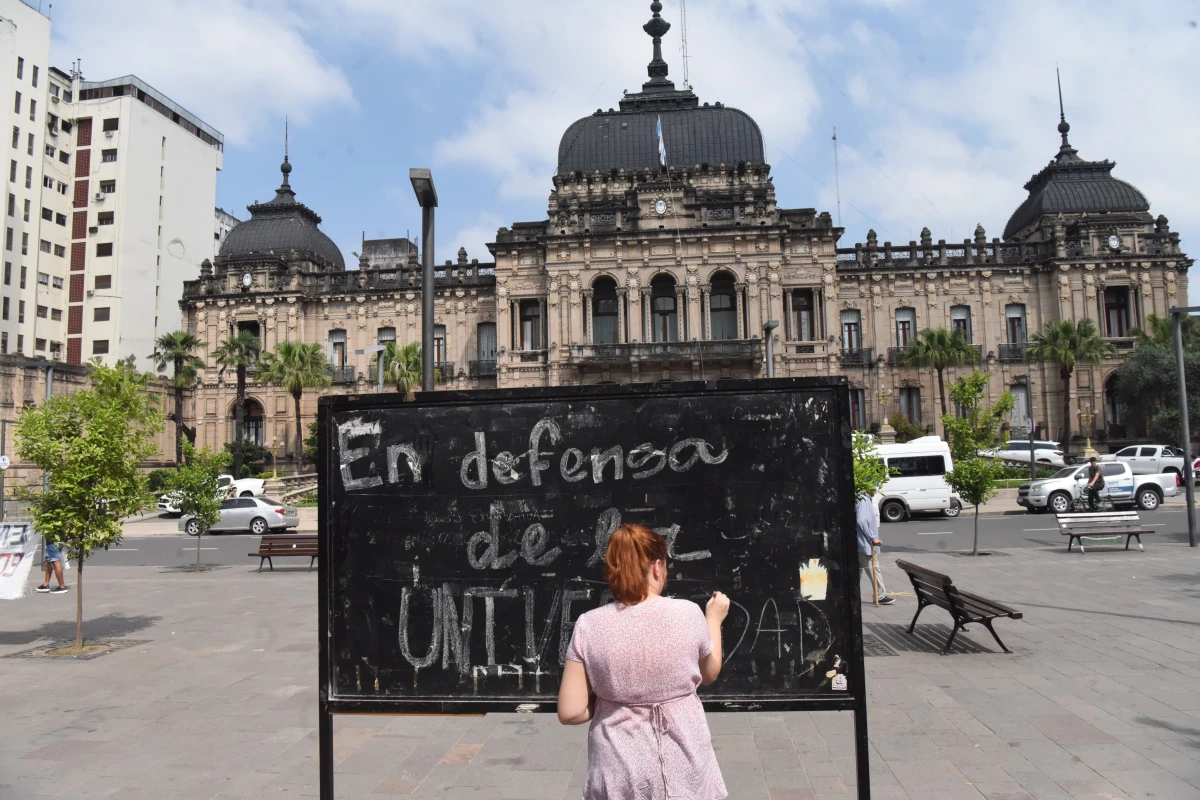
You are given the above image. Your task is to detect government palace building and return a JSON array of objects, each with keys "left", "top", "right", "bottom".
[{"left": 179, "top": 2, "right": 1191, "bottom": 467}]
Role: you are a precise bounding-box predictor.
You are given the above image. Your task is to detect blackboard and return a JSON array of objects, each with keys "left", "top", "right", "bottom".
[{"left": 317, "top": 378, "right": 866, "bottom": 715}]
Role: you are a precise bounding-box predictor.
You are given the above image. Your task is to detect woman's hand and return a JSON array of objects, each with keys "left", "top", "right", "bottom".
[{"left": 706, "top": 591, "right": 730, "bottom": 623}]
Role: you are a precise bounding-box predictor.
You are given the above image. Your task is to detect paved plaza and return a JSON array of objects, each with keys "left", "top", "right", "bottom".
[{"left": 2, "top": 535, "right": 1200, "bottom": 799}]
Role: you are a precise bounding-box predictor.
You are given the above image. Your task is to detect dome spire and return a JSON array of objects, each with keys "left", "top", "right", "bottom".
[
  {"left": 643, "top": 1, "right": 673, "bottom": 87},
  {"left": 280, "top": 115, "right": 292, "bottom": 187},
  {"left": 1054, "top": 66, "right": 1079, "bottom": 162}
]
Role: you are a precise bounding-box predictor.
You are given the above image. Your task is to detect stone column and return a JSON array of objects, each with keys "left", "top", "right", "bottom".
[
  {"left": 617, "top": 289, "right": 627, "bottom": 344},
  {"left": 583, "top": 291, "right": 593, "bottom": 345},
  {"left": 735, "top": 285, "right": 746, "bottom": 339},
  {"left": 783, "top": 290, "right": 792, "bottom": 341},
  {"left": 675, "top": 287, "right": 686, "bottom": 342},
  {"left": 700, "top": 289, "right": 709, "bottom": 340}
]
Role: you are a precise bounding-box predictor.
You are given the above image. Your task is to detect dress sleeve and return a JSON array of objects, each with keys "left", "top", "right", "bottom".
[
  {"left": 696, "top": 603, "right": 713, "bottom": 658},
  {"left": 565, "top": 614, "right": 587, "bottom": 664}
]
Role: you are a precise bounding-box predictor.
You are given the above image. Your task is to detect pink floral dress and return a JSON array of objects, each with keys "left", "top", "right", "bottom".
[{"left": 566, "top": 597, "right": 728, "bottom": 800}]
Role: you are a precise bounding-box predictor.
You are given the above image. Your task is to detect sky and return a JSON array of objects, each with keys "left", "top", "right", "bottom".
[{"left": 44, "top": 0, "right": 1200, "bottom": 302}]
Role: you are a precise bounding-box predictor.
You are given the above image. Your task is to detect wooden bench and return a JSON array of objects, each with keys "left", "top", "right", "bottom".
[
  {"left": 895, "top": 560, "right": 1023, "bottom": 655},
  {"left": 249, "top": 534, "right": 318, "bottom": 572},
  {"left": 1055, "top": 511, "right": 1151, "bottom": 553}
]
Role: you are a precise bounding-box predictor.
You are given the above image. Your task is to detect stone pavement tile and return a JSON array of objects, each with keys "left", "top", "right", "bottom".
[
  {"left": 493, "top": 768, "right": 572, "bottom": 799},
  {"left": 408, "top": 763, "right": 467, "bottom": 798},
  {"left": 754, "top": 733, "right": 798, "bottom": 751},
  {"left": 1101, "top": 767, "right": 1200, "bottom": 798},
  {"left": 513, "top": 741, "right": 583, "bottom": 771},
  {"left": 1060, "top": 742, "right": 1157, "bottom": 773},
  {"left": 960, "top": 764, "right": 1020, "bottom": 784},
  {"left": 886, "top": 759, "right": 976, "bottom": 795},
  {"left": 1010, "top": 771, "right": 1078, "bottom": 799},
  {"left": 763, "top": 767, "right": 811, "bottom": 789},
  {"left": 799, "top": 760, "right": 842, "bottom": 777},
  {"left": 807, "top": 775, "right": 850, "bottom": 794},
  {"left": 872, "top": 735, "right": 946, "bottom": 761},
  {"left": 371, "top": 775, "right": 421, "bottom": 794},
  {"left": 970, "top": 783, "right": 1036, "bottom": 800},
  {"left": 1024, "top": 715, "right": 1117, "bottom": 746},
  {"left": 1053, "top": 778, "right": 1132, "bottom": 799},
  {"left": 766, "top": 789, "right": 817, "bottom": 800}
]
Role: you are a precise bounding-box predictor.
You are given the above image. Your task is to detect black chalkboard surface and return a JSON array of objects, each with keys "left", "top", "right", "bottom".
[{"left": 317, "top": 377, "right": 866, "bottom": 719}]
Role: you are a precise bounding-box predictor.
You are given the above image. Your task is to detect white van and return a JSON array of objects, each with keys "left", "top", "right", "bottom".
[{"left": 875, "top": 436, "right": 961, "bottom": 523}]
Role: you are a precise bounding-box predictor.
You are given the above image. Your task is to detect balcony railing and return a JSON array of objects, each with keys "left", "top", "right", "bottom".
[
  {"left": 434, "top": 362, "right": 455, "bottom": 382},
  {"left": 840, "top": 348, "right": 872, "bottom": 366},
  {"left": 469, "top": 360, "right": 497, "bottom": 379},
  {"left": 1106, "top": 337, "right": 1136, "bottom": 351},
  {"left": 569, "top": 339, "right": 762, "bottom": 364},
  {"left": 331, "top": 365, "right": 356, "bottom": 384},
  {"left": 888, "top": 346, "right": 911, "bottom": 367},
  {"left": 997, "top": 343, "right": 1027, "bottom": 362}
]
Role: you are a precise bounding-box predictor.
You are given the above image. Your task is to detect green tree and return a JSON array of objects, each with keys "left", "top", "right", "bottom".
[
  {"left": 15, "top": 361, "right": 163, "bottom": 651},
  {"left": 213, "top": 329, "right": 262, "bottom": 477},
  {"left": 258, "top": 341, "right": 331, "bottom": 467},
  {"left": 304, "top": 419, "right": 320, "bottom": 465},
  {"left": 1129, "top": 313, "right": 1200, "bottom": 350},
  {"left": 901, "top": 327, "right": 980, "bottom": 436},
  {"left": 851, "top": 433, "right": 890, "bottom": 501},
  {"left": 888, "top": 413, "right": 922, "bottom": 443},
  {"left": 940, "top": 370, "right": 1014, "bottom": 555},
  {"left": 165, "top": 442, "right": 230, "bottom": 569},
  {"left": 149, "top": 331, "right": 206, "bottom": 465},
  {"left": 383, "top": 341, "right": 436, "bottom": 399},
  {"left": 943, "top": 371, "right": 1015, "bottom": 462},
  {"left": 223, "top": 438, "right": 270, "bottom": 478},
  {"left": 1023, "top": 318, "right": 1114, "bottom": 450},
  {"left": 1112, "top": 339, "right": 1200, "bottom": 442}
]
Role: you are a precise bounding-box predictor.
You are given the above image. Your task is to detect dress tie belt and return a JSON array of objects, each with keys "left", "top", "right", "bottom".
[{"left": 598, "top": 693, "right": 694, "bottom": 798}]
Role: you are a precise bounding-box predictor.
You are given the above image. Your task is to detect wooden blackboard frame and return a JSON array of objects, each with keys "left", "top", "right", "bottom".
[{"left": 317, "top": 378, "right": 870, "bottom": 799}]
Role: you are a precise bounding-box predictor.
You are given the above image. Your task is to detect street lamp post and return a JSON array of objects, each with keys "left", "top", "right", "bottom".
[
  {"left": 271, "top": 439, "right": 279, "bottom": 479},
  {"left": 410, "top": 169, "right": 438, "bottom": 393},
  {"left": 762, "top": 320, "right": 779, "bottom": 378},
  {"left": 1170, "top": 306, "right": 1198, "bottom": 547}
]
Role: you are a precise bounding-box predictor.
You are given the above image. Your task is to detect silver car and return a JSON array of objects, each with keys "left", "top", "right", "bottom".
[{"left": 178, "top": 497, "right": 300, "bottom": 536}]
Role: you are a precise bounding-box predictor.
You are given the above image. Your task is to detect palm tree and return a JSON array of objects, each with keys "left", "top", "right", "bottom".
[
  {"left": 901, "top": 327, "right": 980, "bottom": 436},
  {"left": 258, "top": 341, "right": 332, "bottom": 467},
  {"left": 382, "top": 341, "right": 436, "bottom": 400},
  {"left": 1130, "top": 313, "right": 1200, "bottom": 350},
  {"left": 213, "top": 329, "right": 262, "bottom": 477},
  {"left": 150, "top": 331, "right": 207, "bottom": 465},
  {"left": 1024, "top": 318, "right": 1115, "bottom": 450}
]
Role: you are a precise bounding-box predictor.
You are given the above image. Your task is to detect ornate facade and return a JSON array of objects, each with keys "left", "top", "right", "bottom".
[{"left": 179, "top": 1, "right": 1190, "bottom": 466}]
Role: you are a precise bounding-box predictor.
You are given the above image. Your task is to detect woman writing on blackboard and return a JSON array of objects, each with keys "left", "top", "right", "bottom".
[{"left": 558, "top": 523, "right": 730, "bottom": 799}]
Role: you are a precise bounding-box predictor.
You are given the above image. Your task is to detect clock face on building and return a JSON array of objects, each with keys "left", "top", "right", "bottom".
[
  {"left": 1108, "top": 234, "right": 1120, "bottom": 250},
  {"left": 654, "top": 199, "right": 668, "bottom": 216},
  {"left": 242, "top": 272, "right": 253, "bottom": 287}
]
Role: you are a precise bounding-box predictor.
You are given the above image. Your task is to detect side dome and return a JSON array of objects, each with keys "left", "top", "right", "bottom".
[
  {"left": 1003, "top": 118, "right": 1150, "bottom": 240},
  {"left": 220, "top": 158, "right": 345, "bottom": 270}
]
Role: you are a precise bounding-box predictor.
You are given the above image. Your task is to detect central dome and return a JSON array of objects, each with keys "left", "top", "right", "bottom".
[
  {"left": 220, "top": 158, "right": 345, "bottom": 270},
  {"left": 557, "top": 1, "right": 764, "bottom": 174}
]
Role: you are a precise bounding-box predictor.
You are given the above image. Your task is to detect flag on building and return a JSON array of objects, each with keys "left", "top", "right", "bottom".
[{"left": 656, "top": 115, "right": 667, "bottom": 166}]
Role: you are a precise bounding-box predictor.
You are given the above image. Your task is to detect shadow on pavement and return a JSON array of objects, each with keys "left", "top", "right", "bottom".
[
  {"left": 866, "top": 622, "right": 998, "bottom": 655},
  {"left": 0, "top": 613, "right": 160, "bottom": 646},
  {"left": 1135, "top": 716, "right": 1200, "bottom": 747}
]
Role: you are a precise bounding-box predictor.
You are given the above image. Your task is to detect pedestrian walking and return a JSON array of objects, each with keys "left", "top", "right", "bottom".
[
  {"left": 857, "top": 493, "right": 894, "bottom": 605},
  {"left": 557, "top": 523, "right": 729, "bottom": 800},
  {"left": 35, "top": 537, "right": 68, "bottom": 594}
]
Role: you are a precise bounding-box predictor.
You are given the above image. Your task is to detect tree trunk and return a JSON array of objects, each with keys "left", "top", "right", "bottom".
[
  {"left": 174, "top": 355, "right": 184, "bottom": 465},
  {"left": 75, "top": 550, "right": 83, "bottom": 649},
  {"left": 936, "top": 366, "right": 947, "bottom": 437},
  {"left": 293, "top": 389, "right": 303, "bottom": 469},
  {"left": 972, "top": 503, "right": 980, "bottom": 555},
  {"left": 1061, "top": 367, "right": 1073, "bottom": 452},
  {"left": 196, "top": 526, "right": 202, "bottom": 569},
  {"left": 233, "top": 366, "right": 246, "bottom": 477}
]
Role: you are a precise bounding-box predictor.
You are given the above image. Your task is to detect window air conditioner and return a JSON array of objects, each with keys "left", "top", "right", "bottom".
[
  {"left": 51, "top": 95, "right": 59, "bottom": 104},
  {"left": 86, "top": 289, "right": 94, "bottom": 297},
  {"left": 104, "top": 130, "right": 114, "bottom": 138},
  {"left": 88, "top": 225, "right": 97, "bottom": 233},
  {"left": 93, "top": 192, "right": 104, "bottom": 201},
  {"left": 51, "top": 351, "right": 61, "bottom": 360},
  {"left": 47, "top": 127, "right": 56, "bottom": 137}
]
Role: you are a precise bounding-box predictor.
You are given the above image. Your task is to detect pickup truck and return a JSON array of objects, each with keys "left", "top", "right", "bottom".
[
  {"left": 156, "top": 474, "right": 266, "bottom": 514},
  {"left": 1017, "top": 460, "right": 1179, "bottom": 513},
  {"left": 1100, "top": 445, "right": 1186, "bottom": 476}
]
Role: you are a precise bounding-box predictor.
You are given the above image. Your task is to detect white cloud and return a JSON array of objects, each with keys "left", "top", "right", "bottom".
[{"left": 50, "top": 0, "right": 354, "bottom": 145}]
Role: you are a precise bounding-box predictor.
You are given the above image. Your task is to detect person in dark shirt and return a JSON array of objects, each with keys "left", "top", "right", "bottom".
[{"left": 1085, "top": 457, "right": 1105, "bottom": 511}]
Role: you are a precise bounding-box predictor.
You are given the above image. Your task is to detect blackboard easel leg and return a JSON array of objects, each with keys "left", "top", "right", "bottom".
[
  {"left": 319, "top": 701, "right": 334, "bottom": 799},
  {"left": 853, "top": 699, "right": 871, "bottom": 800}
]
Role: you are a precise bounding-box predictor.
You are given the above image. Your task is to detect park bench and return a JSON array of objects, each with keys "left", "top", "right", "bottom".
[
  {"left": 249, "top": 534, "right": 318, "bottom": 572},
  {"left": 1055, "top": 511, "right": 1151, "bottom": 553},
  {"left": 895, "top": 559, "right": 1023, "bottom": 655}
]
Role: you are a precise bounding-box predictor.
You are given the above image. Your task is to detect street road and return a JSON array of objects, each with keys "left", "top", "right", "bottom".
[{"left": 67, "top": 505, "right": 1197, "bottom": 568}]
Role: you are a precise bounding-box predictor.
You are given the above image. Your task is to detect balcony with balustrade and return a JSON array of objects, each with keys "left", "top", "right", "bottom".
[
  {"left": 568, "top": 339, "right": 762, "bottom": 365},
  {"left": 331, "top": 365, "right": 356, "bottom": 384},
  {"left": 469, "top": 360, "right": 497, "bottom": 379},
  {"left": 997, "top": 343, "right": 1027, "bottom": 362},
  {"left": 840, "top": 348, "right": 873, "bottom": 366}
]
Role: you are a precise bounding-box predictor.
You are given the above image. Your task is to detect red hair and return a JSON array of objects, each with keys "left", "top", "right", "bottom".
[{"left": 604, "top": 524, "right": 668, "bottom": 605}]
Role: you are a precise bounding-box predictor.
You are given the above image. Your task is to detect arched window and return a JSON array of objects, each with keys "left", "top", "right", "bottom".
[
  {"left": 950, "top": 305, "right": 972, "bottom": 343},
  {"left": 239, "top": 398, "right": 264, "bottom": 447},
  {"left": 592, "top": 277, "right": 619, "bottom": 344},
  {"left": 894, "top": 307, "right": 916, "bottom": 347},
  {"left": 650, "top": 275, "right": 678, "bottom": 343},
  {"left": 710, "top": 272, "right": 737, "bottom": 340}
]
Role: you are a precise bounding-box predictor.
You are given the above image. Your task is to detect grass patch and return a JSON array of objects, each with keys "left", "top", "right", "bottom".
[{"left": 292, "top": 492, "right": 318, "bottom": 508}]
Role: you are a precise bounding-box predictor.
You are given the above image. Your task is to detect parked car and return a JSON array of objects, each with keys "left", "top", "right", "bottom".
[
  {"left": 983, "top": 439, "right": 1066, "bottom": 467},
  {"left": 178, "top": 497, "right": 299, "bottom": 536},
  {"left": 1017, "top": 461, "right": 1178, "bottom": 513},
  {"left": 874, "top": 436, "right": 962, "bottom": 522},
  {"left": 158, "top": 474, "right": 266, "bottom": 514},
  {"left": 1100, "top": 445, "right": 1186, "bottom": 476}
]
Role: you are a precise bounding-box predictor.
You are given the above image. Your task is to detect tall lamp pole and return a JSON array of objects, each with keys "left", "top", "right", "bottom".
[
  {"left": 410, "top": 169, "right": 438, "bottom": 393},
  {"left": 1170, "top": 306, "right": 1197, "bottom": 547}
]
